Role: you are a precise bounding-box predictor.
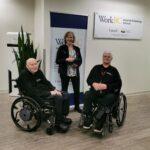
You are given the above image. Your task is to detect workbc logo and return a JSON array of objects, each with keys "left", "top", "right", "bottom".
[
  {"left": 98, "top": 15, "right": 122, "bottom": 24},
  {"left": 55, "top": 38, "right": 64, "bottom": 46}
]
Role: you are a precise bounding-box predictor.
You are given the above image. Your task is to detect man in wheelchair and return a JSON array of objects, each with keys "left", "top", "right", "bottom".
[
  {"left": 82, "top": 51, "right": 122, "bottom": 133},
  {"left": 18, "top": 58, "right": 72, "bottom": 133}
]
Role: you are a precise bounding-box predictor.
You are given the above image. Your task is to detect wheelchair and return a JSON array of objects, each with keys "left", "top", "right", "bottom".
[
  {"left": 10, "top": 79, "right": 55, "bottom": 135},
  {"left": 78, "top": 92, "right": 127, "bottom": 136}
]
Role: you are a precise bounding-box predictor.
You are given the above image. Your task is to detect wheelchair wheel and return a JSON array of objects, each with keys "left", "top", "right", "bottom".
[
  {"left": 108, "top": 114, "right": 113, "bottom": 133},
  {"left": 78, "top": 113, "right": 85, "bottom": 128},
  {"left": 116, "top": 93, "right": 127, "bottom": 127},
  {"left": 108, "top": 123, "right": 113, "bottom": 133},
  {"left": 11, "top": 96, "right": 42, "bottom": 132},
  {"left": 100, "top": 121, "right": 108, "bottom": 136}
]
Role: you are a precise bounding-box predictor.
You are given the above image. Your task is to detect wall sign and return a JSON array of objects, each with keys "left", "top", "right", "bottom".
[{"left": 94, "top": 12, "right": 144, "bottom": 39}]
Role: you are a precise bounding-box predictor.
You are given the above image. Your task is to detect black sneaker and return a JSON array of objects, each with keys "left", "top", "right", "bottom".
[
  {"left": 93, "top": 121, "right": 103, "bottom": 133},
  {"left": 63, "top": 117, "right": 72, "bottom": 125},
  {"left": 83, "top": 116, "right": 92, "bottom": 129},
  {"left": 93, "top": 127, "right": 103, "bottom": 134},
  {"left": 55, "top": 123, "right": 69, "bottom": 133}
]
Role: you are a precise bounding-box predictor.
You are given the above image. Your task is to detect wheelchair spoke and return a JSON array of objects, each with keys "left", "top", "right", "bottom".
[
  {"left": 16, "top": 119, "right": 20, "bottom": 122},
  {"left": 13, "top": 105, "right": 19, "bottom": 110},
  {"left": 14, "top": 111, "right": 19, "bottom": 121},
  {"left": 27, "top": 124, "right": 31, "bottom": 130},
  {"left": 119, "top": 108, "right": 123, "bottom": 118}
]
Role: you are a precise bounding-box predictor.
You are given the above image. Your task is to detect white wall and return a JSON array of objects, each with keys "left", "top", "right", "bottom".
[
  {"left": 43, "top": 0, "right": 150, "bottom": 94},
  {"left": 0, "top": 0, "right": 34, "bottom": 92},
  {"left": 34, "top": 0, "right": 45, "bottom": 61},
  {"left": 1, "top": 0, "right": 150, "bottom": 95}
]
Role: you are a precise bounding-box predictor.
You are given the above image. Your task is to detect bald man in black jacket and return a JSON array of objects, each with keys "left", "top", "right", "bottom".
[
  {"left": 82, "top": 51, "right": 122, "bottom": 133},
  {"left": 18, "top": 58, "right": 72, "bottom": 133}
]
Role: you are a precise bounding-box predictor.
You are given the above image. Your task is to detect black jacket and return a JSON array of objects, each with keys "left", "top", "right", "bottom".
[
  {"left": 87, "top": 64, "right": 122, "bottom": 95},
  {"left": 56, "top": 44, "right": 82, "bottom": 76},
  {"left": 18, "top": 68, "right": 55, "bottom": 98}
]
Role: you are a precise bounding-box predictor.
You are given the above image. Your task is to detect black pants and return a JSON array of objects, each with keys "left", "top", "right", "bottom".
[
  {"left": 34, "top": 92, "right": 70, "bottom": 124},
  {"left": 83, "top": 89, "right": 117, "bottom": 128},
  {"left": 60, "top": 74, "right": 80, "bottom": 109}
]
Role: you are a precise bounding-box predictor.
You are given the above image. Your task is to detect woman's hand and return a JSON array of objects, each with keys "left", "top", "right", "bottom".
[{"left": 66, "top": 57, "right": 75, "bottom": 62}]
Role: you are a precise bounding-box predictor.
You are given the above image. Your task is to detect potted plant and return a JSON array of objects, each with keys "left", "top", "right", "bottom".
[{"left": 13, "top": 26, "right": 39, "bottom": 74}]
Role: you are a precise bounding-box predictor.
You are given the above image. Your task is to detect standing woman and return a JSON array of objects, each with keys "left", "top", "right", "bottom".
[{"left": 56, "top": 31, "right": 82, "bottom": 113}]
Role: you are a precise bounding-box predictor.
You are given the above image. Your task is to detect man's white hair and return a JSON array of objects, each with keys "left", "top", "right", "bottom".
[{"left": 26, "top": 58, "right": 37, "bottom": 65}]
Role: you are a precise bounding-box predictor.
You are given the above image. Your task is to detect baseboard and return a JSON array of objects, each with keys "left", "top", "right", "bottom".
[
  {"left": 126, "top": 91, "right": 150, "bottom": 97},
  {"left": 0, "top": 90, "right": 8, "bottom": 94}
]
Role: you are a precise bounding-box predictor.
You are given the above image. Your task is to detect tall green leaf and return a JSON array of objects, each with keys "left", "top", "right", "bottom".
[{"left": 12, "top": 26, "right": 40, "bottom": 74}]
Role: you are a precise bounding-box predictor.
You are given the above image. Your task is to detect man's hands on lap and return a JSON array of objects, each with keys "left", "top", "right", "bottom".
[
  {"left": 50, "top": 89, "right": 62, "bottom": 96},
  {"left": 92, "top": 82, "right": 107, "bottom": 91}
]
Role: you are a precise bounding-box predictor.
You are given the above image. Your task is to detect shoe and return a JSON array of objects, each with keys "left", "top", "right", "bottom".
[
  {"left": 93, "top": 121, "right": 103, "bottom": 133},
  {"left": 83, "top": 116, "right": 92, "bottom": 129},
  {"left": 46, "top": 127, "right": 54, "bottom": 135},
  {"left": 63, "top": 117, "right": 72, "bottom": 125},
  {"left": 93, "top": 128, "right": 103, "bottom": 134},
  {"left": 55, "top": 123, "right": 69, "bottom": 133},
  {"left": 74, "top": 107, "right": 82, "bottom": 113}
]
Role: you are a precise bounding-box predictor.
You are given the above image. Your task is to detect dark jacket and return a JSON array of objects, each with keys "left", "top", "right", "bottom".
[
  {"left": 18, "top": 68, "right": 55, "bottom": 98},
  {"left": 87, "top": 64, "right": 122, "bottom": 95},
  {"left": 56, "top": 44, "right": 82, "bottom": 76}
]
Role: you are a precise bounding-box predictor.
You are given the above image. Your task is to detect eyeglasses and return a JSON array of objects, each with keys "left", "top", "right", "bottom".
[{"left": 103, "top": 55, "right": 111, "bottom": 58}]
